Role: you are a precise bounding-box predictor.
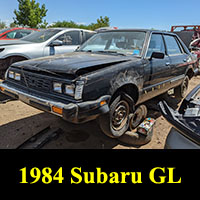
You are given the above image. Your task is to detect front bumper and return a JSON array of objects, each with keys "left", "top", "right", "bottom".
[{"left": 0, "top": 82, "right": 111, "bottom": 124}]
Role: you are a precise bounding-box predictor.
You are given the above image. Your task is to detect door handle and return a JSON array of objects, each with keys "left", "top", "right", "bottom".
[{"left": 166, "top": 62, "right": 170, "bottom": 66}]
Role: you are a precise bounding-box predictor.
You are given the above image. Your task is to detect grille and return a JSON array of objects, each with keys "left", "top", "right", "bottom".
[{"left": 21, "top": 72, "right": 52, "bottom": 92}]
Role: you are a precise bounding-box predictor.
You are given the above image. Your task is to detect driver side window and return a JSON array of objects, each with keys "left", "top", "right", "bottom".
[
  {"left": 146, "top": 34, "right": 166, "bottom": 57},
  {"left": 56, "top": 31, "right": 81, "bottom": 45}
]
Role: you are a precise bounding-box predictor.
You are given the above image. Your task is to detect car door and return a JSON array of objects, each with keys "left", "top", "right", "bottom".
[
  {"left": 144, "top": 33, "right": 171, "bottom": 97},
  {"left": 50, "top": 30, "right": 81, "bottom": 55},
  {"left": 163, "top": 34, "right": 189, "bottom": 88}
]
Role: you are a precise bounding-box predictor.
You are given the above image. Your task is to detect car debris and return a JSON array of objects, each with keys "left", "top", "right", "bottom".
[
  {"left": 159, "top": 84, "right": 200, "bottom": 149},
  {"left": 0, "top": 29, "right": 199, "bottom": 144},
  {"left": 17, "top": 126, "right": 63, "bottom": 149},
  {"left": 118, "top": 117, "right": 155, "bottom": 146}
]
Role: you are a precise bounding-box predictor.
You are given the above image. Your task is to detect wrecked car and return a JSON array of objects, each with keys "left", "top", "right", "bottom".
[
  {"left": 0, "top": 28, "right": 96, "bottom": 79},
  {"left": 159, "top": 84, "right": 200, "bottom": 149},
  {"left": 0, "top": 29, "right": 199, "bottom": 138}
]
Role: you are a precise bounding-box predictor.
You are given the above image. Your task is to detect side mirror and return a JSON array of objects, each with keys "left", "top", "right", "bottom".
[
  {"left": 150, "top": 52, "right": 165, "bottom": 60},
  {"left": 50, "top": 40, "right": 63, "bottom": 47}
]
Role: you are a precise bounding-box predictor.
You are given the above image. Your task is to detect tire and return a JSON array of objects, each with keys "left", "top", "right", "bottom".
[
  {"left": 98, "top": 93, "right": 132, "bottom": 138},
  {"left": 118, "top": 128, "right": 153, "bottom": 146},
  {"left": 129, "top": 105, "right": 147, "bottom": 131},
  {"left": 174, "top": 76, "right": 189, "bottom": 99}
]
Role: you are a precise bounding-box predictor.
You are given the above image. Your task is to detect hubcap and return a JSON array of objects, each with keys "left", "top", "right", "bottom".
[{"left": 112, "top": 100, "right": 129, "bottom": 131}]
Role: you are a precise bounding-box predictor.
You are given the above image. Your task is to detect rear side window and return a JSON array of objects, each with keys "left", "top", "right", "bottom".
[
  {"left": 146, "top": 34, "right": 165, "bottom": 57},
  {"left": 164, "top": 35, "right": 182, "bottom": 55}
]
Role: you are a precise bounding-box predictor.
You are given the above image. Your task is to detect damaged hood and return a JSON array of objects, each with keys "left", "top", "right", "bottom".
[{"left": 12, "top": 52, "right": 133, "bottom": 75}]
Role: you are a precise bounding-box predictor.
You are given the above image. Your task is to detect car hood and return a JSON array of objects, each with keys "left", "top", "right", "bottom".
[
  {"left": 12, "top": 52, "right": 133, "bottom": 75},
  {"left": 0, "top": 39, "right": 32, "bottom": 46}
]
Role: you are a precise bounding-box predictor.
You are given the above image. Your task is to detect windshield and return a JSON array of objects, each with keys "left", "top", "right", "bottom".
[
  {"left": 79, "top": 31, "right": 146, "bottom": 56},
  {"left": 21, "top": 29, "right": 61, "bottom": 43}
]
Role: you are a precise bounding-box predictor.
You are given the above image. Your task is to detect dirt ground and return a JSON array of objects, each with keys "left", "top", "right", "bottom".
[{"left": 0, "top": 76, "right": 199, "bottom": 149}]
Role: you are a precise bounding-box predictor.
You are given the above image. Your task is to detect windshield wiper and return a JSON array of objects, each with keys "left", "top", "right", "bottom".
[{"left": 95, "top": 50, "right": 126, "bottom": 56}]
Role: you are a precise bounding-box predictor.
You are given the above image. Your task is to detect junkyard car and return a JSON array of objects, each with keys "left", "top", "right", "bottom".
[
  {"left": 0, "top": 29, "right": 199, "bottom": 138},
  {"left": 159, "top": 84, "right": 200, "bottom": 149},
  {"left": 0, "top": 27, "right": 38, "bottom": 40},
  {"left": 0, "top": 28, "right": 96, "bottom": 78}
]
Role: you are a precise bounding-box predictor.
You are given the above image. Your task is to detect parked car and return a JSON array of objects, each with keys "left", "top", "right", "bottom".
[
  {"left": 159, "top": 84, "right": 200, "bottom": 149},
  {"left": 0, "top": 28, "right": 96, "bottom": 79},
  {"left": 0, "top": 29, "right": 199, "bottom": 138},
  {"left": 171, "top": 25, "right": 200, "bottom": 71},
  {"left": 0, "top": 27, "right": 38, "bottom": 40}
]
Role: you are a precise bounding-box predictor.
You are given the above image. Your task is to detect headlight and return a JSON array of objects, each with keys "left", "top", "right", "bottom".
[
  {"left": 53, "top": 82, "right": 62, "bottom": 93},
  {"left": 8, "top": 71, "right": 15, "bottom": 79},
  {"left": 52, "top": 81, "right": 84, "bottom": 100},
  {"left": 8, "top": 71, "right": 21, "bottom": 81},
  {"left": 64, "top": 84, "right": 75, "bottom": 96},
  {"left": 14, "top": 73, "right": 21, "bottom": 81}
]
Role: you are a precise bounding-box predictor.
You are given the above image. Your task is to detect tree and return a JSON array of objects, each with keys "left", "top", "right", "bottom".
[
  {"left": 10, "top": 22, "right": 18, "bottom": 28},
  {"left": 0, "top": 20, "right": 6, "bottom": 29},
  {"left": 49, "top": 16, "right": 110, "bottom": 31},
  {"left": 13, "top": 0, "right": 48, "bottom": 28}
]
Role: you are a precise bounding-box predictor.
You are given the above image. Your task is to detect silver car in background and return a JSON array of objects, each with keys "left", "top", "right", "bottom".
[{"left": 0, "top": 28, "right": 96, "bottom": 78}]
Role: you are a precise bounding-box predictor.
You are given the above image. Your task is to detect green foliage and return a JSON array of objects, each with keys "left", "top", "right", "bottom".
[
  {"left": 0, "top": 20, "right": 6, "bottom": 29},
  {"left": 13, "top": 0, "right": 48, "bottom": 28},
  {"left": 10, "top": 22, "right": 18, "bottom": 28},
  {"left": 49, "top": 16, "right": 110, "bottom": 31}
]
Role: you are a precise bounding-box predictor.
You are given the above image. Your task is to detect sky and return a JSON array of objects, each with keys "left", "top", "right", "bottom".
[{"left": 0, "top": 0, "right": 200, "bottom": 31}]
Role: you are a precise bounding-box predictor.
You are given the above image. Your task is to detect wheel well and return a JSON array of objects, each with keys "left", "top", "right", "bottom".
[
  {"left": 111, "top": 84, "right": 139, "bottom": 104},
  {"left": 186, "top": 68, "right": 194, "bottom": 79},
  {"left": 0, "top": 56, "right": 28, "bottom": 79}
]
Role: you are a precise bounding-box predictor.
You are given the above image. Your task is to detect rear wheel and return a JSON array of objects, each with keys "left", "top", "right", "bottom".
[
  {"left": 174, "top": 76, "right": 189, "bottom": 99},
  {"left": 98, "top": 93, "right": 132, "bottom": 138}
]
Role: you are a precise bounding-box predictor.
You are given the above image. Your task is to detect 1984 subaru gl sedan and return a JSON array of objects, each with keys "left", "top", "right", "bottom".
[{"left": 0, "top": 29, "right": 199, "bottom": 138}]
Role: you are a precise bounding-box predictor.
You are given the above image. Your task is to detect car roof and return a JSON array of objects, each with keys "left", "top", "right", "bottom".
[
  {"left": 46, "top": 27, "right": 95, "bottom": 32},
  {"left": 101, "top": 28, "right": 173, "bottom": 35}
]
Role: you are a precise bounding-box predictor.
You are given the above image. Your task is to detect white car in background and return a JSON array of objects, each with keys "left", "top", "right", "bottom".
[{"left": 0, "top": 28, "right": 96, "bottom": 78}]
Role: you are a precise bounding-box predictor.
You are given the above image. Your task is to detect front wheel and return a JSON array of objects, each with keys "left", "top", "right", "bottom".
[{"left": 98, "top": 93, "right": 132, "bottom": 138}]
